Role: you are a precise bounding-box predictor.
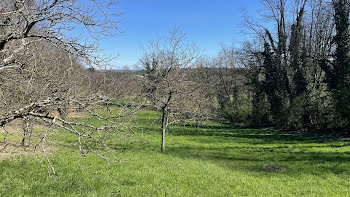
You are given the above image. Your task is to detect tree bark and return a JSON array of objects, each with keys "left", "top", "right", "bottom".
[
  {"left": 161, "top": 124, "right": 166, "bottom": 152},
  {"left": 161, "top": 107, "right": 167, "bottom": 152},
  {"left": 21, "top": 117, "right": 29, "bottom": 147}
]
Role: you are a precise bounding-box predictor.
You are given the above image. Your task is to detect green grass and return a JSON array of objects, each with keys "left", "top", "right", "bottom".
[{"left": 1, "top": 110, "right": 350, "bottom": 196}]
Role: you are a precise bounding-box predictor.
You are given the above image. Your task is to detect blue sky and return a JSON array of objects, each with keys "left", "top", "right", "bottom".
[{"left": 98, "top": 0, "right": 263, "bottom": 68}]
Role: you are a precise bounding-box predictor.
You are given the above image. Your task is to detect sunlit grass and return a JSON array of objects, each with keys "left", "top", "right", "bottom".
[{"left": 0, "top": 110, "right": 349, "bottom": 196}]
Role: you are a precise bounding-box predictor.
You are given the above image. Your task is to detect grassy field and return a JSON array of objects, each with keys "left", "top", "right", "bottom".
[{"left": 0, "top": 110, "right": 350, "bottom": 196}]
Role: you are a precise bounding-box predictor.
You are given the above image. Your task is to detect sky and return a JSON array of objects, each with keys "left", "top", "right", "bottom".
[{"left": 97, "top": 0, "right": 263, "bottom": 68}]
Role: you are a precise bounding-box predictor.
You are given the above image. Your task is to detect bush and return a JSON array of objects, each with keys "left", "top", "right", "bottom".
[{"left": 222, "top": 95, "right": 253, "bottom": 125}]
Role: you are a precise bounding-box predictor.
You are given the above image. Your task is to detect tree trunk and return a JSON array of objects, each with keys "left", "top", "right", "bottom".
[
  {"left": 161, "top": 124, "right": 166, "bottom": 152},
  {"left": 195, "top": 120, "right": 199, "bottom": 134},
  {"left": 161, "top": 107, "right": 168, "bottom": 152},
  {"left": 21, "top": 117, "right": 29, "bottom": 147}
]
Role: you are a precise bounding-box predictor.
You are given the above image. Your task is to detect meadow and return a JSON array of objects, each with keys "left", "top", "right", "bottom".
[{"left": 0, "top": 110, "right": 349, "bottom": 196}]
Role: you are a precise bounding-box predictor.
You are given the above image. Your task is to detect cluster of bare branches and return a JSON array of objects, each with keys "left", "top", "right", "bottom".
[
  {"left": 0, "top": 0, "right": 121, "bottom": 69},
  {"left": 140, "top": 29, "right": 223, "bottom": 151},
  {"left": 0, "top": 0, "right": 140, "bottom": 173},
  {"left": 141, "top": 29, "right": 199, "bottom": 151}
]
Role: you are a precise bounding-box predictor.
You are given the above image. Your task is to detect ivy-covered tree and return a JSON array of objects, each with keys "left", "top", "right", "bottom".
[
  {"left": 323, "top": 0, "right": 350, "bottom": 127},
  {"left": 289, "top": 0, "right": 308, "bottom": 98},
  {"left": 261, "top": 41, "right": 290, "bottom": 126}
]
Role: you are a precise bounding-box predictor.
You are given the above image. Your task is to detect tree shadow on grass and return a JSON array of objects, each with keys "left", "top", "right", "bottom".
[
  {"left": 169, "top": 123, "right": 327, "bottom": 145},
  {"left": 165, "top": 145, "right": 350, "bottom": 176},
  {"left": 163, "top": 123, "right": 350, "bottom": 176}
]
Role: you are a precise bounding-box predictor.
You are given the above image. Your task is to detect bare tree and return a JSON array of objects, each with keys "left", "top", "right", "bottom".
[
  {"left": 184, "top": 59, "right": 219, "bottom": 132},
  {"left": 0, "top": 0, "right": 138, "bottom": 173},
  {"left": 140, "top": 29, "right": 200, "bottom": 152},
  {"left": 214, "top": 44, "right": 251, "bottom": 123}
]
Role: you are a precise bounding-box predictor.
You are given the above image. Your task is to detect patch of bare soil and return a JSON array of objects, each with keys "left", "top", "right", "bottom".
[
  {"left": 0, "top": 142, "right": 56, "bottom": 161},
  {"left": 67, "top": 111, "right": 86, "bottom": 118},
  {"left": 1, "top": 119, "right": 23, "bottom": 133},
  {"left": 0, "top": 120, "right": 56, "bottom": 161},
  {"left": 0, "top": 108, "right": 87, "bottom": 161},
  {"left": 264, "top": 165, "right": 287, "bottom": 172},
  {"left": 49, "top": 109, "right": 86, "bottom": 119},
  {"left": 0, "top": 145, "right": 35, "bottom": 160}
]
